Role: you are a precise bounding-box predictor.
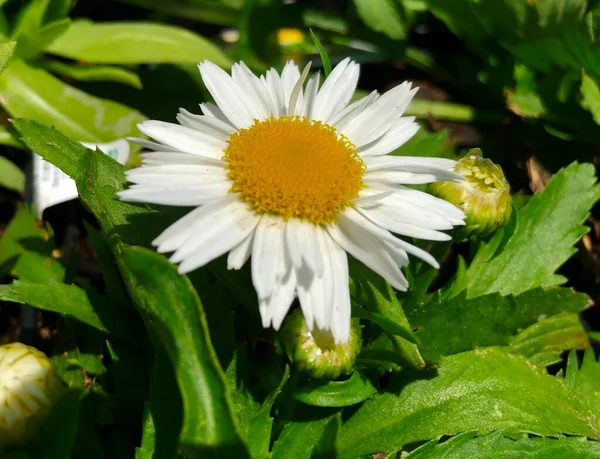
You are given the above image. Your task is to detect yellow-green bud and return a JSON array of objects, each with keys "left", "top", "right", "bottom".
[
  {"left": 429, "top": 149, "right": 512, "bottom": 238},
  {"left": 0, "top": 343, "right": 63, "bottom": 446},
  {"left": 280, "top": 309, "right": 362, "bottom": 379}
]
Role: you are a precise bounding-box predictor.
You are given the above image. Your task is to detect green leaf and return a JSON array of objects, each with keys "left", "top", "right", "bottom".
[
  {"left": 338, "top": 348, "right": 600, "bottom": 458},
  {"left": 351, "top": 264, "right": 425, "bottom": 369},
  {"left": 467, "top": 162, "right": 600, "bottom": 297},
  {"left": 136, "top": 349, "right": 182, "bottom": 459},
  {"left": 271, "top": 409, "right": 341, "bottom": 459},
  {"left": 352, "top": 303, "right": 416, "bottom": 344},
  {"left": 0, "top": 280, "right": 138, "bottom": 341},
  {"left": 246, "top": 366, "right": 290, "bottom": 459},
  {"left": 509, "top": 312, "right": 589, "bottom": 367},
  {"left": 292, "top": 371, "right": 377, "bottom": 407},
  {"left": 353, "top": 0, "right": 406, "bottom": 40},
  {"left": 223, "top": 346, "right": 261, "bottom": 441},
  {"left": 43, "top": 59, "right": 143, "bottom": 89},
  {"left": 0, "top": 156, "right": 25, "bottom": 193},
  {"left": 0, "top": 204, "right": 62, "bottom": 282},
  {"left": 405, "top": 430, "right": 600, "bottom": 459},
  {"left": 310, "top": 413, "right": 341, "bottom": 459},
  {"left": 2, "top": 60, "right": 144, "bottom": 142},
  {"left": 581, "top": 69, "right": 600, "bottom": 125},
  {"left": 46, "top": 20, "right": 231, "bottom": 67},
  {"left": 562, "top": 348, "right": 600, "bottom": 416},
  {"left": 121, "top": 247, "right": 247, "bottom": 458},
  {"left": 407, "top": 287, "right": 588, "bottom": 362},
  {"left": 309, "top": 29, "right": 331, "bottom": 77},
  {"left": 0, "top": 40, "right": 16, "bottom": 74},
  {"left": 11, "top": 0, "right": 49, "bottom": 40}
]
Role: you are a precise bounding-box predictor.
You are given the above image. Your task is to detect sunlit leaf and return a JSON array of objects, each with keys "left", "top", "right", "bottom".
[
  {"left": 46, "top": 20, "right": 231, "bottom": 67},
  {"left": 2, "top": 60, "right": 144, "bottom": 142},
  {"left": 338, "top": 348, "right": 600, "bottom": 458}
]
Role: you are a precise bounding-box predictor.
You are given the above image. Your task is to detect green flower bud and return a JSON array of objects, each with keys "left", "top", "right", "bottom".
[
  {"left": 429, "top": 149, "right": 512, "bottom": 238},
  {"left": 0, "top": 343, "right": 63, "bottom": 446},
  {"left": 279, "top": 309, "right": 362, "bottom": 379}
]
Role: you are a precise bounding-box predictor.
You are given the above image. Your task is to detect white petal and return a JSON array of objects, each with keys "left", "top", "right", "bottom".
[
  {"left": 176, "top": 109, "right": 236, "bottom": 141},
  {"left": 117, "top": 182, "right": 231, "bottom": 206},
  {"left": 324, "top": 233, "right": 351, "bottom": 343},
  {"left": 140, "top": 152, "right": 226, "bottom": 167},
  {"left": 251, "top": 215, "right": 286, "bottom": 300},
  {"left": 126, "top": 164, "right": 228, "bottom": 186},
  {"left": 199, "top": 61, "right": 257, "bottom": 128},
  {"left": 342, "top": 82, "right": 418, "bottom": 147},
  {"left": 284, "top": 219, "right": 324, "bottom": 278},
  {"left": 231, "top": 62, "right": 273, "bottom": 119},
  {"left": 327, "top": 209, "right": 409, "bottom": 291},
  {"left": 270, "top": 265, "right": 297, "bottom": 330},
  {"left": 128, "top": 137, "right": 174, "bottom": 152},
  {"left": 358, "top": 118, "right": 419, "bottom": 157},
  {"left": 329, "top": 90, "right": 379, "bottom": 132},
  {"left": 264, "top": 69, "right": 285, "bottom": 118},
  {"left": 367, "top": 183, "right": 466, "bottom": 224},
  {"left": 227, "top": 230, "right": 256, "bottom": 270},
  {"left": 312, "top": 58, "right": 360, "bottom": 123},
  {"left": 313, "top": 227, "right": 335, "bottom": 330},
  {"left": 281, "top": 61, "right": 302, "bottom": 111},
  {"left": 387, "top": 237, "right": 439, "bottom": 269},
  {"left": 363, "top": 155, "right": 457, "bottom": 171},
  {"left": 365, "top": 170, "right": 462, "bottom": 185},
  {"left": 356, "top": 191, "right": 455, "bottom": 230},
  {"left": 152, "top": 205, "right": 211, "bottom": 251},
  {"left": 172, "top": 200, "right": 260, "bottom": 272},
  {"left": 138, "top": 120, "right": 225, "bottom": 160},
  {"left": 302, "top": 72, "right": 321, "bottom": 120},
  {"left": 296, "top": 264, "right": 315, "bottom": 330},
  {"left": 200, "top": 102, "right": 237, "bottom": 128},
  {"left": 355, "top": 205, "right": 452, "bottom": 241}
]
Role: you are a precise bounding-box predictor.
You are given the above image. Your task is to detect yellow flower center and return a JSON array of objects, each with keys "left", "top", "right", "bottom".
[{"left": 223, "top": 116, "right": 365, "bottom": 225}]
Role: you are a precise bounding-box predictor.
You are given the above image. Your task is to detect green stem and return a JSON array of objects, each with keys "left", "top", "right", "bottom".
[{"left": 405, "top": 99, "right": 505, "bottom": 123}]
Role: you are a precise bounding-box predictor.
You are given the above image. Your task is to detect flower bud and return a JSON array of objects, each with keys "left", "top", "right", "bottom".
[
  {"left": 429, "top": 149, "right": 512, "bottom": 238},
  {"left": 279, "top": 309, "right": 362, "bottom": 379},
  {"left": 0, "top": 343, "right": 63, "bottom": 446}
]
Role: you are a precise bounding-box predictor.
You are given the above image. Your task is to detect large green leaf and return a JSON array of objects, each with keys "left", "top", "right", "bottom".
[
  {"left": 44, "top": 60, "right": 143, "bottom": 89},
  {"left": 271, "top": 409, "right": 341, "bottom": 459},
  {"left": 1, "top": 60, "right": 144, "bottom": 142},
  {"left": 405, "top": 430, "right": 600, "bottom": 459},
  {"left": 121, "top": 247, "right": 247, "bottom": 458},
  {"left": 338, "top": 348, "right": 600, "bottom": 458},
  {"left": 407, "top": 287, "right": 588, "bottom": 362},
  {"left": 46, "top": 20, "right": 231, "bottom": 67},
  {"left": 0, "top": 156, "right": 24, "bottom": 193},
  {"left": 467, "top": 162, "right": 600, "bottom": 297},
  {"left": 136, "top": 349, "right": 182, "bottom": 459},
  {"left": 353, "top": 0, "right": 406, "bottom": 40},
  {"left": 0, "top": 280, "right": 139, "bottom": 341},
  {"left": 509, "top": 312, "right": 589, "bottom": 367}
]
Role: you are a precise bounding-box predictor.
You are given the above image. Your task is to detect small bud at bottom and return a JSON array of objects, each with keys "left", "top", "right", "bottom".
[
  {"left": 0, "top": 343, "right": 63, "bottom": 446},
  {"left": 280, "top": 309, "right": 362, "bottom": 379}
]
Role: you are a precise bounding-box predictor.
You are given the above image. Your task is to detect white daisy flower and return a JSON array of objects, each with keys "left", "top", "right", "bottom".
[{"left": 118, "top": 58, "right": 465, "bottom": 344}]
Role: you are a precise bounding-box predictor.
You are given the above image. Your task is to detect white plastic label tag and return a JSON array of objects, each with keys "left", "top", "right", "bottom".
[{"left": 33, "top": 139, "right": 130, "bottom": 218}]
